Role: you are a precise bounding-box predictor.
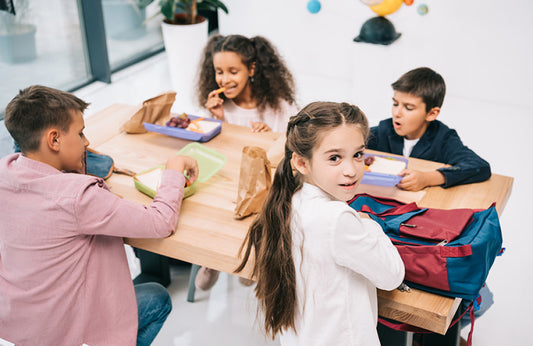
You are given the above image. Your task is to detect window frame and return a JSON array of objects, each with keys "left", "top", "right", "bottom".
[{"left": 0, "top": 0, "right": 165, "bottom": 119}]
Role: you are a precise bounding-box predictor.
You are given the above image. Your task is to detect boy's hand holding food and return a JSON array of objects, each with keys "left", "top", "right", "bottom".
[
  {"left": 397, "top": 168, "right": 445, "bottom": 191},
  {"left": 166, "top": 155, "right": 199, "bottom": 184}
]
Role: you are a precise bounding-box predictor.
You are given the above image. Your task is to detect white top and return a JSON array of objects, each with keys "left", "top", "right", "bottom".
[
  {"left": 279, "top": 183, "right": 405, "bottom": 346},
  {"left": 403, "top": 137, "right": 419, "bottom": 157},
  {"left": 222, "top": 99, "right": 298, "bottom": 133}
]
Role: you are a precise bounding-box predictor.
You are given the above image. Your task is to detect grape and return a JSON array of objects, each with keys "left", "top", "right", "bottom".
[
  {"left": 167, "top": 114, "right": 191, "bottom": 128},
  {"left": 364, "top": 155, "right": 375, "bottom": 166}
]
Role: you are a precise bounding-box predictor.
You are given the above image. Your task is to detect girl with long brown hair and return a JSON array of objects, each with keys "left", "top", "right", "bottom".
[{"left": 236, "top": 101, "right": 404, "bottom": 345}]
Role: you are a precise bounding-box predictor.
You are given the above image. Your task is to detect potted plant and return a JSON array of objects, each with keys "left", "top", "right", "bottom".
[
  {"left": 102, "top": 0, "right": 155, "bottom": 40},
  {"left": 0, "top": 0, "right": 36, "bottom": 63},
  {"left": 157, "top": 0, "right": 228, "bottom": 111},
  {"left": 159, "top": 0, "right": 228, "bottom": 25}
]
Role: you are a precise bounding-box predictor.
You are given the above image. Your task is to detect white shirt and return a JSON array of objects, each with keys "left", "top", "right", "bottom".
[
  {"left": 403, "top": 137, "right": 419, "bottom": 157},
  {"left": 222, "top": 99, "right": 298, "bottom": 133},
  {"left": 279, "top": 183, "right": 405, "bottom": 346}
]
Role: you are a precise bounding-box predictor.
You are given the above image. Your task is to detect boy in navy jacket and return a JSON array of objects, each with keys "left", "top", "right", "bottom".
[
  {"left": 368, "top": 67, "right": 491, "bottom": 191},
  {"left": 368, "top": 68, "right": 493, "bottom": 337}
]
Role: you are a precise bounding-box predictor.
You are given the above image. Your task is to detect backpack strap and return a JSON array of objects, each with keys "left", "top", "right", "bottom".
[{"left": 113, "top": 167, "right": 136, "bottom": 176}]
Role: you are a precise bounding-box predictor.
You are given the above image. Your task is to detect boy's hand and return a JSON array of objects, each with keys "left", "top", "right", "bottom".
[
  {"left": 397, "top": 169, "right": 445, "bottom": 191},
  {"left": 205, "top": 89, "right": 224, "bottom": 120},
  {"left": 165, "top": 155, "right": 199, "bottom": 184},
  {"left": 250, "top": 121, "right": 271, "bottom": 133}
]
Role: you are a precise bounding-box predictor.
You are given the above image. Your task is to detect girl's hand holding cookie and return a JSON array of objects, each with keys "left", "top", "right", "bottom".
[{"left": 206, "top": 89, "right": 225, "bottom": 120}]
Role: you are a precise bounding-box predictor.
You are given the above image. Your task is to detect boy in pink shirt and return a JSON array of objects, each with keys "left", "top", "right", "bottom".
[{"left": 0, "top": 85, "right": 198, "bottom": 345}]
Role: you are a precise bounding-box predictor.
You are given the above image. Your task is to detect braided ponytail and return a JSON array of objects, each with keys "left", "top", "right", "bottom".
[{"left": 237, "top": 101, "right": 369, "bottom": 339}]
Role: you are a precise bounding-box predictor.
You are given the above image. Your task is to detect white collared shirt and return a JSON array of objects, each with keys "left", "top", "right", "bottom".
[{"left": 279, "top": 183, "right": 405, "bottom": 346}]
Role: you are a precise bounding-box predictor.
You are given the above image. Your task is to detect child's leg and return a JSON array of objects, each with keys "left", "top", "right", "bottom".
[
  {"left": 238, "top": 277, "right": 255, "bottom": 286},
  {"left": 460, "top": 283, "right": 494, "bottom": 327},
  {"left": 135, "top": 282, "right": 172, "bottom": 346},
  {"left": 195, "top": 266, "right": 220, "bottom": 290}
]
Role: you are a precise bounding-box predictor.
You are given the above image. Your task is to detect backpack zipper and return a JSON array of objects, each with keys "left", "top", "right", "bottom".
[{"left": 391, "top": 238, "right": 449, "bottom": 247}]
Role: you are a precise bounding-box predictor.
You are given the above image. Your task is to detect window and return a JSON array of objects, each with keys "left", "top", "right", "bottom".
[
  {"left": 0, "top": 0, "right": 89, "bottom": 115},
  {"left": 0, "top": 0, "right": 164, "bottom": 118},
  {"left": 102, "top": 0, "right": 163, "bottom": 70}
]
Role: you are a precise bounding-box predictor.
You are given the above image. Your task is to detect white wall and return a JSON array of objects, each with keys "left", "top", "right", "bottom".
[
  {"left": 218, "top": 4, "right": 533, "bottom": 344},
  {"left": 217, "top": 0, "right": 533, "bottom": 178},
  {"left": 218, "top": 0, "right": 533, "bottom": 121}
]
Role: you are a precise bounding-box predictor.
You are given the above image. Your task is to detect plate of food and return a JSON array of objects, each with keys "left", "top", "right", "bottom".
[
  {"left": 143, "top": 113, "right": 222, "bottom": 142},
  {"left": 133, "top": 165, "right": 198, "bottom": 198},
  {"left": 133, "top": 143, "right": 226, "bottom": 199},
  {"left": 361, "top": 153, "right": 408, "bottom": 187}
]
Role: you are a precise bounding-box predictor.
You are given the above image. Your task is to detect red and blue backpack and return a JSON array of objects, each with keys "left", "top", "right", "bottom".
[{"left": 348, "top": 193, "right": 503, "bottom": 301}]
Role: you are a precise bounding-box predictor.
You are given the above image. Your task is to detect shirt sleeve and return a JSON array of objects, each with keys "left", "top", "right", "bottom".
[
  {"left": 270, "top": 100, "right": 299, "bottom": 133},
  {"left": 367, "top": 125, "right": 379, "bottom": 150},
  {"left": 332, "top": 210, "right": 405, "bottom": 291},
  {"left": 436, "top": 129, "right": 491, "bottom": 187},
  {"left": 74, "top": 169, "right": 185, "bottom": 238}
]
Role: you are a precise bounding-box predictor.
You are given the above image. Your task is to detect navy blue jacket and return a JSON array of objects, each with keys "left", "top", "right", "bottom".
[{"left": 367, "top": 119, "right": 491, "bottom": 188}]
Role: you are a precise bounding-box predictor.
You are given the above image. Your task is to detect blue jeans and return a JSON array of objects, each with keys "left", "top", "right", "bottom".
[
  {"left": 460, "top": 283, "right": 494, "bottom": 327},
  {"left": 135, "top": 282, "right": 172, "bottom": 346}
]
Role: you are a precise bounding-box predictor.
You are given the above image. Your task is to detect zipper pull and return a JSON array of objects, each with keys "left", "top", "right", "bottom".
[{"left": 437, "top": 239, "right": 448, "bottom": 246}]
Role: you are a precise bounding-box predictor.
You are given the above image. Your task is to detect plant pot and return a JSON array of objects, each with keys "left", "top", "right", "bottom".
[
  {"left": 102, "top": 0, "right": 147, "bottom": 40},
  {"left": 0, "top": 23, "right": 36, "bottom": 63},
  {"left": 161, "top": 14, "right": 208, "bottom": 111}
]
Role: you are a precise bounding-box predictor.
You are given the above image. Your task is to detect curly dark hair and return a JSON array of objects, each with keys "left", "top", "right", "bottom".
[{"left": 196, "top": 34, "right": 296, "bottom": 113}]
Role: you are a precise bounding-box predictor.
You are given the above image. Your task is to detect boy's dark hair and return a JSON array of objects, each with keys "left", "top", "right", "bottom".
[
  {"left": 392, "top": 67, "right": 446, "bottom": 112},
  {"left": 197, "top": 34, "right": 296, "bottom": 113},
  {"left": 4, "top": 85, "right": 89, "bottom": 154}
]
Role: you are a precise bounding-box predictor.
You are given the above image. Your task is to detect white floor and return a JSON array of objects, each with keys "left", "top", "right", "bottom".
[{"left": 71, "top": 52, "right": 533, "bottom": 346}]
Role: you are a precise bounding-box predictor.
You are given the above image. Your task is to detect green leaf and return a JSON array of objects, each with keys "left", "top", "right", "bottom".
[
  {"left": 175, "top": 2, "right": 187, "bottom": 12},
  {"left": 198, "top": 0, "right": 228, "bottom": 14},
  {"left": 159, "top": 0, "right": 175, "bottom": 21},
  {"left": 137, "top": 0, "right": 155, "bottom": 10}
]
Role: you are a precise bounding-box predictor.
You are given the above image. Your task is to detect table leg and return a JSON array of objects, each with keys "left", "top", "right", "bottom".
[
  {"left": 378, "top": 323, "right": 414, "bottom": 346},
  {"left": 419, "top": 314, "right": 461, "bottom": 346},
  {"left": 132, "top": 249, "right": 171, "bottom": 287},
  {"left": 187, "top": 263, "right": 201, "bottom": 303}
]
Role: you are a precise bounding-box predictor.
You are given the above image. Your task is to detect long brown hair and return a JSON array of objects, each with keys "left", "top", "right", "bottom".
[
  {"left": 235, "top": 101, "right": 369, "bottom": 338},
  {"left": 196, "top": 34, "right": 296, "bottom": 113}
]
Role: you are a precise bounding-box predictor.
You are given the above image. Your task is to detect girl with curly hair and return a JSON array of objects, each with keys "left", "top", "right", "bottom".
[
  {"left": 195, "top": 35, "right": 299, "bottom": 290},
  {"left": 197, "top": 34, "right": 298, "bottom": 133}
]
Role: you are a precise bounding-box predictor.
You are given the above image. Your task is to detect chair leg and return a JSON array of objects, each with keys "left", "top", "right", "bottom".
[{"left": 187, "top": 264, "right": 201, "bottom": 303}]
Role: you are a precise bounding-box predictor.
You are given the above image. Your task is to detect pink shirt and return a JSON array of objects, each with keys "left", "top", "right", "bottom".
[{"left": 0, "top": 153, "right": 185, "bottom": 346}]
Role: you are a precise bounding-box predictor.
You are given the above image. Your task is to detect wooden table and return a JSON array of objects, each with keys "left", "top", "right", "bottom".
[{"left": 84, "top": 104, "right": 513, "bottom": 338}]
